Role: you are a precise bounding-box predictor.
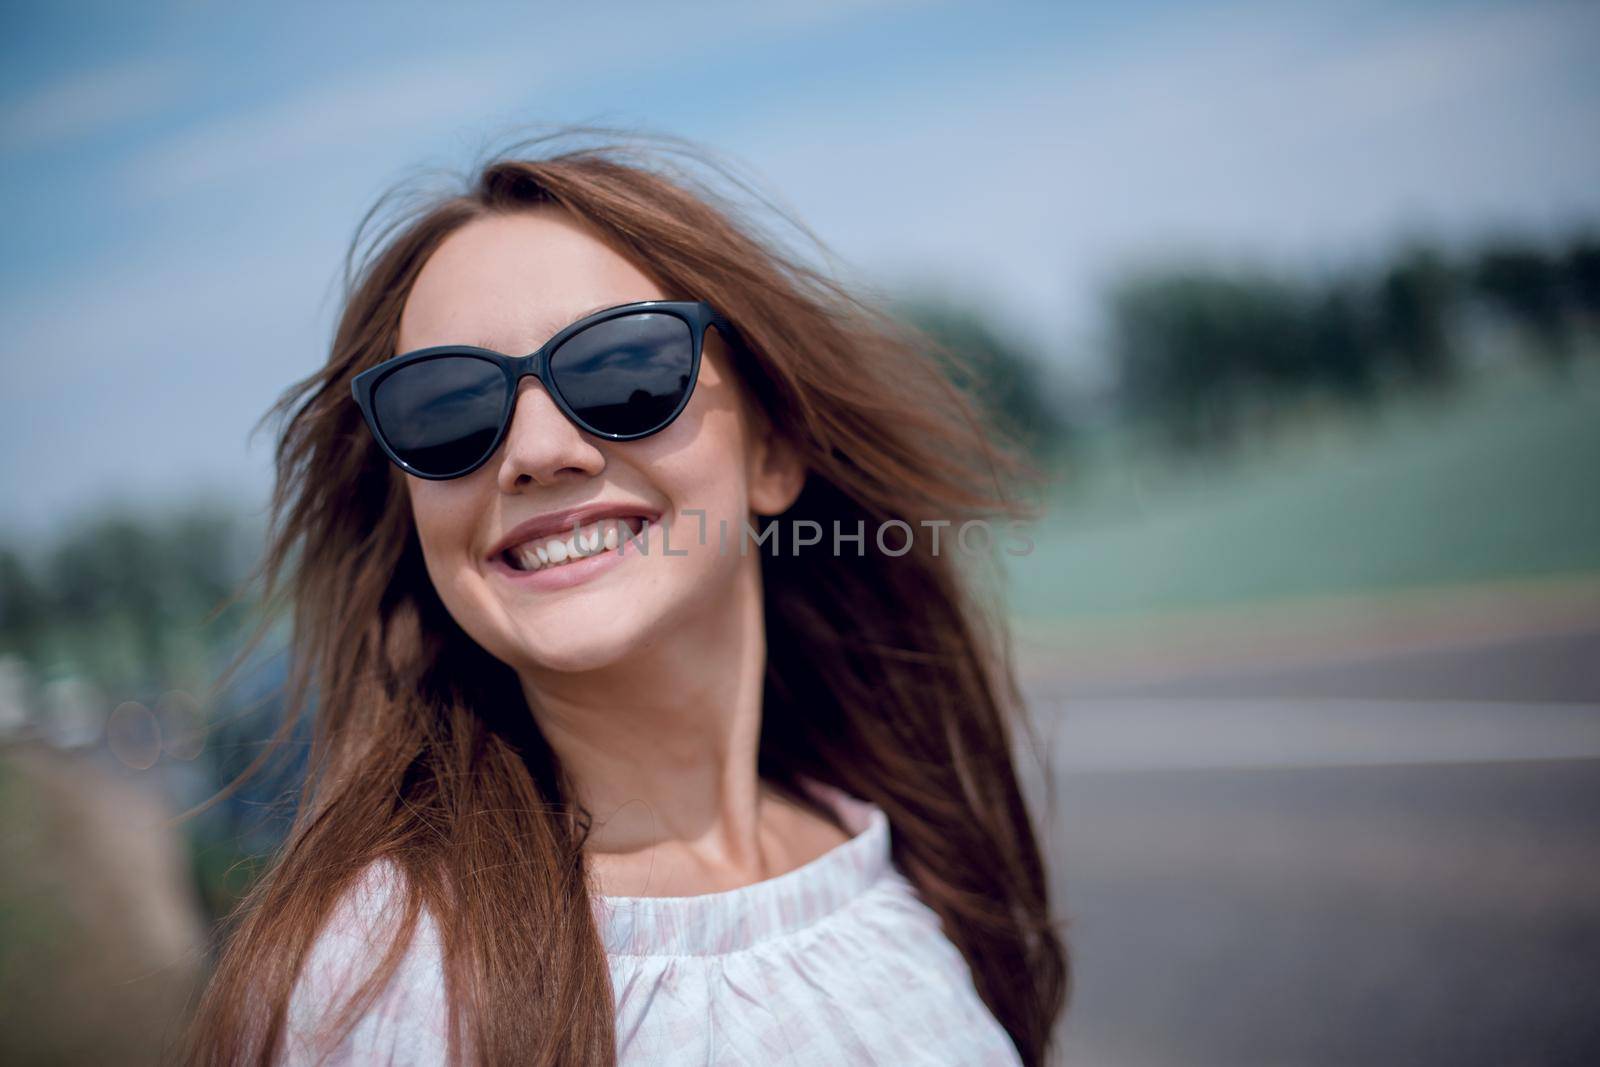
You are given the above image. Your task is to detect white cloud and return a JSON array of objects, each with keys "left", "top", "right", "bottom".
[
  {"left": 114, "top": 0, "right": 949, "bottom": 200},
  {"left": 1, "top": 56, "right": 194, "bottom": 149},
  {"left": 1298, "top": 0, "right": 1600, "bottom": 122},
  {"left": 116, "top": 56, "right": 546, "bottom": 197},
  {"left": 718, "top": 0, "right": 1600, "bottom": 373}
]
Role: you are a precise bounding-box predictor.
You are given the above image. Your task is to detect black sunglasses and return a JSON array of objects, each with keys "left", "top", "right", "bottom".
[{"left": 351, "top": 300, "right": 733, "bottom": 480}]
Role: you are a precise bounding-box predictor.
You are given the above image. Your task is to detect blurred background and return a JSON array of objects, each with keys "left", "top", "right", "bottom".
[{"left": 2, "top": 1, "right": 1598, "bottom": 1063}]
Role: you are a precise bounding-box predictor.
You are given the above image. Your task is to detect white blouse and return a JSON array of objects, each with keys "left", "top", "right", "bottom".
[{"left": 284, "top": 779, "right": 1023, "bottom": 1065}]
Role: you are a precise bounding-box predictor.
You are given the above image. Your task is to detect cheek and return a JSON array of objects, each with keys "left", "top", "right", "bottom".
[
  {"left": 406, "top": 478, "right": 533, "bottom": 663},
  {"left": 658, "top": 354, "right": 757, "bottom": 523},
  {"left": 406, "top": 480, "right": 483, "bottom": 591},
  {"left": 654, "top": 402, "right": 754, "bottom": 535}
]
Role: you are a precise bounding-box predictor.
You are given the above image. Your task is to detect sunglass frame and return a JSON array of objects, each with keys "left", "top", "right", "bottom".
[{"left": 350, "top": 299, "right": 733, "bottom": 480}]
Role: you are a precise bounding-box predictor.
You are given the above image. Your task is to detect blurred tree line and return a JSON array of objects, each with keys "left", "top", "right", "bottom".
[
  {"left": 0, "top": 504, "right": 300, "bottom": 924},
  {"left": 0, "top": 505, "right": 255, "bottom": 695},
  {"left": 892, "top": 294, "right": 1075, "bottom": 464},
  {"left": 1108, "top": 228, "right": 1600, "bottom": 452}
]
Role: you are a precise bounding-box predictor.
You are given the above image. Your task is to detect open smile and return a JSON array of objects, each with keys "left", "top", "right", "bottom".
[
  {"left": 486, "top": 513, "right": 657, "bottom": 592},
  {"left": 500, "top": 515, "right": 650, "bottom": 572}
]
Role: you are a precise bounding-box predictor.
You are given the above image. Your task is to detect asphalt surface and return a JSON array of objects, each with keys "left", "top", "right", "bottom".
[{"left": 1021, "top": 623, "right": 1600, "bottom": 1067}]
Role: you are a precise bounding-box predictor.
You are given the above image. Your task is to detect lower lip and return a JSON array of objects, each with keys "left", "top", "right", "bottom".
[{"left": 486, "top": 532, "right": 648, "bottom": 592}]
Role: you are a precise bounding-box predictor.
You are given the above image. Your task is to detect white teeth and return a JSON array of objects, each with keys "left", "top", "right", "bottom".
[{"left": 506, "top": 516, "right": 650, "bottom": 572}]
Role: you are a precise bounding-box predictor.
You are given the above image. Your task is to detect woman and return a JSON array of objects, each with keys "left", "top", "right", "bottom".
[{"left": 183, "top": 129, "right": 1067, "bottom": 1066}]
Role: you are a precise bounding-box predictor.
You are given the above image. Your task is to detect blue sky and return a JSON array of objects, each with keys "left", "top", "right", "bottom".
[{"left": 2, "top": 0, "right": 1598, "bottom": 542}]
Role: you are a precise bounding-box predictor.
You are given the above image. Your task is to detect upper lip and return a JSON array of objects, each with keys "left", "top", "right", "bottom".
[{"left": 486, "top": 503, "right": 661, "bottom": 560}]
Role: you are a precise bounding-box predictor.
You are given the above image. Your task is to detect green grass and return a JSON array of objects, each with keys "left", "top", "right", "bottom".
[{"left": 1005, "top": 355, "right": 1600, "bottom": 621}]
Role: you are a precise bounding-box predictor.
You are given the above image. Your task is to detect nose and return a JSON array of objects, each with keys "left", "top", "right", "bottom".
[{"left": 494, "top": 377, "right": 606, "bottom": 492}]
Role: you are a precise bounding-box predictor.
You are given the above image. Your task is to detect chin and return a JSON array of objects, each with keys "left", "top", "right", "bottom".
[{"left": 513, "top": 618, "right": 654, "bottom": 675}]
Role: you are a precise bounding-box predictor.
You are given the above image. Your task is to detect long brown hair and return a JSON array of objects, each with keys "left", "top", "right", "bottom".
[{"left": 182, "top": 126, "right": 1068, "bottom": 1066}]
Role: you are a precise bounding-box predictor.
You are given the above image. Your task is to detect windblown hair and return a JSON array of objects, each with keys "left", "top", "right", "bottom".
[{"left": 181, "top": 127, "right": 1068, "bottom": 1066}]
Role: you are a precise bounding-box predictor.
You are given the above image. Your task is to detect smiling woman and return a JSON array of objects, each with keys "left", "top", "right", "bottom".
[{"left": 180, "top": 129, "right": 1066, "bottom": 1066}]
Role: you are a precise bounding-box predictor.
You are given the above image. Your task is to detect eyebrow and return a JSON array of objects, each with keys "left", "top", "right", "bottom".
[{"left": 470, "top": 301, "right": 628, "bottom": 353}]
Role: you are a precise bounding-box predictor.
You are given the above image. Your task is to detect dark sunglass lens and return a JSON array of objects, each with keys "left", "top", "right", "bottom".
[
  {"left": 371, "top": 355, "right": 507, "bottom": 475},
  {"left": 549, "top": 313, "right": 695, "bottom": 436}
]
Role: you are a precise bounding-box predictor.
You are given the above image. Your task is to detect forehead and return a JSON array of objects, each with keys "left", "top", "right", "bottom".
[{"left": 397, "top": 209, "right": 667, "bottom": 355}]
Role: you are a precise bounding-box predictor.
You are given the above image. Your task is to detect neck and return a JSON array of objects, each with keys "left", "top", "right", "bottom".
[{"left": 519, "top": 550, "right": 772, "bottom": 859}]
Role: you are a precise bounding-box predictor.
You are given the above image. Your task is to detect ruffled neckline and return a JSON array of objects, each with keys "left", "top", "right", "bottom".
[{"left": 590, "top": 777, "right": 891, "bottom": 957}]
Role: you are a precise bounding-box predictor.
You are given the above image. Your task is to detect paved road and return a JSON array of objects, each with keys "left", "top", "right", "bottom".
[
  {"left": 1063, "top": 625, "right": 1600, "bottom": 704},
  {"left": 1021, "top": 623, "right": 1600, "bottom": 1066}
]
